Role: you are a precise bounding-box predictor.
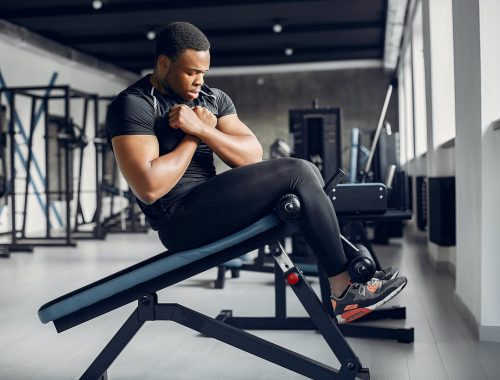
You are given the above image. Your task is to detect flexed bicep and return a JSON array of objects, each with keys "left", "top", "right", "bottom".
[{"left": 111, "top": 135, "right": 160, "bottom": 202}]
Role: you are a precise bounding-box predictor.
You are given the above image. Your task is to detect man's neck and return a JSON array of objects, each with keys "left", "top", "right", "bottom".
[
  {"left": 150, "top": 71, "right": 170, "bottom": 95},
  {"left": 150, "top": 72, "right": 164, "bottom": 93}
]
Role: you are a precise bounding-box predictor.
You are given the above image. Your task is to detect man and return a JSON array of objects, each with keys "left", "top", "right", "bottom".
[{"left": 106, "top": 22, "right": 406, "bottom": 324}]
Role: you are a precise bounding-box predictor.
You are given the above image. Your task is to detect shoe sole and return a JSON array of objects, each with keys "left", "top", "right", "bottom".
[{"left": 336, "top": 280, "right": 407, "bottom": 324}]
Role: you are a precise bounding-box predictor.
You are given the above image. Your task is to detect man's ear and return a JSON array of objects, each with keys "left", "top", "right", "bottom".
[{"left": 157, "top": 55, "right": 172, "bottom": 73}]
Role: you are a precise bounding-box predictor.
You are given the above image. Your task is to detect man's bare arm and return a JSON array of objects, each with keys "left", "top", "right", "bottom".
[
  {"left": 112, "top": 134, "right": 199, "bottom": 205},
  {"left": 195, "top": 112, "right": 263, "bottom": 168}
]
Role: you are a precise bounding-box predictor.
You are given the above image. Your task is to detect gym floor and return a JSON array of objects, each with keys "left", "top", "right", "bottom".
[{"left": 1, "top": 232, "right": 499, "bottom": 380}]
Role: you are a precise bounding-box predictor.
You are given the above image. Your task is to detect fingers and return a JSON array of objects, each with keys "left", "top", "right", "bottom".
[
  {"left": 168, "top": 104, "right": 189, "bottom": 129},
  {"left": 192, "top": 106, "right": 206, "bottom": 116},
  {"left": 168, "top": 105, "right": 182, "bottom": 128},
  {"left": 191, "top": 106, "right": 216, "bottom": 126},
  {"left": 168, "top": 104, "right": 216, "bottom": 131}
]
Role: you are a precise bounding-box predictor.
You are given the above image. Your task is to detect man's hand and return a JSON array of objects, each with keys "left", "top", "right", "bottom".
[
  {"left": 168, "top": 104, "right": 205, "bottom": 136},
  {"left": 193, "top": 106, "right": 217, "bottom": 129}
]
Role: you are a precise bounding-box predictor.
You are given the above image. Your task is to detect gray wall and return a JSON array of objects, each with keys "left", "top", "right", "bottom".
[{"left": 207, "top": 67, "right": 398, "bottom": 171}]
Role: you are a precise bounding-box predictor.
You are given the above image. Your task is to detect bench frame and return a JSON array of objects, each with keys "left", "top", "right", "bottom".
[
  {"left": 48, "top": 222, "right": 370, "bottom": 379},
  {"left": 81, "top": 247, "right": 370, "bottom": 380}
]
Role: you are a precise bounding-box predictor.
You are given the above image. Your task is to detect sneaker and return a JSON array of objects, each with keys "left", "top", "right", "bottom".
[
  {"left": 373, "top": 266, "right": 399, "bottom": 281},
  {"left": 331, "top": 276, "right": 407, "bottom": 324}
]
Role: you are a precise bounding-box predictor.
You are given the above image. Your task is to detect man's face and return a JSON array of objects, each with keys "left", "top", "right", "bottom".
[{"left": 160, "top": 49, "right": 210, "bottom": 101}]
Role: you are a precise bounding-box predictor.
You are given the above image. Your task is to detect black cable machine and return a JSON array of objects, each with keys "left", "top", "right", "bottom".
[
  {"left": 70, "top": 94, "right": 107, "bottom": 241},
  {"left": 0, "top": 85, "right": 102, "bottom": 248},
  {"left": 0, "top": 104, "right": 30, "bottom": 257}
]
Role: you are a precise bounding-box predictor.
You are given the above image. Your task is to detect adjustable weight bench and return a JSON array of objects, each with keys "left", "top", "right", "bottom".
[{"left": 39, "top": 207, "right": 370, "bottom": 380}]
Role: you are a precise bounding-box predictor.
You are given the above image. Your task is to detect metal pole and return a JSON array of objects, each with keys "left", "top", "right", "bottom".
[
  {"left": 94, "top": 96, "right": 103, "bottom": 238},
  {"left": 64, "top": 87, "right": 72, "bottom": 245},
  {"left": 73, "top": 97, "right": 88, "bottom": 231},
  {"left": 363, "top": 84, "right": 393, "bottom": 177},
  {"left": 9, "top": 92, "right": 17, "bottom": 244},
  {"left": 22, "top": 97, "right": 37, "bottom": 237},
  {"left": 44, "top": 100, "right": 51, "bottom": 237}
]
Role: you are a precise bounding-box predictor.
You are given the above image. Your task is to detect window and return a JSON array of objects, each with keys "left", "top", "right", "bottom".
[
  {"left": 430, "top": 0, "right": 456, "bottom": 147},
  {"left": 412, "top": 2, "right": 428, "bottom": 156},
  {"left": 397, "top": 69, "right": 407, "bottom": 164},
  {"left": 403, "top": 45, "right": 415, "bottom": 161}
]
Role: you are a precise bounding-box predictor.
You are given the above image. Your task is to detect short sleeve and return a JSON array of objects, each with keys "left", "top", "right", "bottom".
[
  {"left": 213, "top": 89, "right": 237, "bottom": 118},
  {"left": 106, "top": 93, "right": 156, "bottom": 139}
]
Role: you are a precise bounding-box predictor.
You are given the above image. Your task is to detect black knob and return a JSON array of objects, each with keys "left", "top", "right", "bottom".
[
  {"left": 347, "top": 245, "right": 376, "bottom": 283},
  {"left": 276, "top": 193, "right": 301, "bottom": 220}
]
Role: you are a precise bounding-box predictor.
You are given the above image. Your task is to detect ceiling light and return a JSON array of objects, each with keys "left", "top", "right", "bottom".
[
  {"left": 92, "top": 0, "right": 102, "bottom": 10},
  {"left": 146, "top": 30, "right": 156, "bottom": 40},
  {"left": 273, "top": 22, "right": 283, "bottom": 34},
  {"left": 284, "top": 47, "right": 293, "bottom": 56},
  {"left": 92, "top": 0, "right": 103, "bottom": 10}
]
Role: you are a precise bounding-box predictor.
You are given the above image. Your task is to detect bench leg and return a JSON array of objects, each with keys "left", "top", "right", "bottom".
[
  {"left": 214, "top": 265, "right": 226, "bottom": 289},
  {"left": 230, "top": 268, "right": 240, "bottom": 278},
  {"left": 80, "top": 310, "right": 144, "bottom": 380}
]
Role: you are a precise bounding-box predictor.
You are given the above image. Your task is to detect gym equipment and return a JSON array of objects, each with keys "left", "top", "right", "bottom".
[
  {"left": 39, "top": 196, "right": 371, "bottom": 379},
  {"left": 345, "top": 243, "right": 376, "bottom": 283},
  {"left": 276, "top": 192, "right": 377, "bottom": 284},
  {"left": 276, "top": 193, "right": 301, "bottom": 220},
  {"left": 331, "top": 183, "right": 388, "bottom": 214},
  {"left": 416, "top": 176, "right": 427, "bottom": 231},
  {"left": 215, "top": 170, "right": 413, "bottom": 343},
  {"left": 0, "top": 73, "right": 61, "bottom": 256},
  {"left": 360, "top": 84, "right": 393, "bottom": 182},
  {"left": 345, "top": 81, "right": 411, "bottom": 245},
  {"left": 289, "top": 107, "right": 341, "bottom": 180},
  {"left": 96, "top": 97, "right": 149, "bottom": 235},
  {"left": 0, "top": 85, "right": 107, "bottom": 247},
  {"left": 428, "top": 177, "right": 456, "bottom": 246},
  {"left": 269, "top": 138, "right": 291, "bottom": 159}
]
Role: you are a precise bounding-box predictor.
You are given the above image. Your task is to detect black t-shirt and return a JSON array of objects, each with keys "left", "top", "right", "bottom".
[{"left": 106, "top": 74, "right": 237, "bottom": 230}]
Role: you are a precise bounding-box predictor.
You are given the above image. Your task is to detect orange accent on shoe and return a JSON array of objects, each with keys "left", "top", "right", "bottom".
[
  {"left": 331, "top": 299, "right": 337, "bottom": 310},
  {"left": 367, "top": 282, "right": 380, "bottom": 293},
  {"left": 341, "top": 307, "right": 373, "bottom": 323},
  {"left": 344, "top": 304, "right": 359, "bottom": 311}
]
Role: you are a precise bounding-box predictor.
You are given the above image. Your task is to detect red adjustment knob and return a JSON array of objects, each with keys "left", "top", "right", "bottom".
[{"left": 287, "top": 272, "right": 300, "bottom": 285}]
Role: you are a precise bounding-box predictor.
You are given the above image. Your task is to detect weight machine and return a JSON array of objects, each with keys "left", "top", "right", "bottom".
[{"left": 0, "top": 85, "right": 103, "bottom": 249}]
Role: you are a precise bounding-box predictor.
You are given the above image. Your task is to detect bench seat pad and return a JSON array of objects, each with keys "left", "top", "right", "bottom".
[{"left": 38, "top": 214, "right": 280, "bottom": 324}]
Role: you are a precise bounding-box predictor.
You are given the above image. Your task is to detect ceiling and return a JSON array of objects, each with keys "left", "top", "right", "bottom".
[{"left": 0, "top": 0, "right": 388, "bottom": 74}]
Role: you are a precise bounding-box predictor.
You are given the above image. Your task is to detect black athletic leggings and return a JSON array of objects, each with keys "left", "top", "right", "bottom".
[{"left": 158, "top": 157, "right": 347, "bottom": 277}]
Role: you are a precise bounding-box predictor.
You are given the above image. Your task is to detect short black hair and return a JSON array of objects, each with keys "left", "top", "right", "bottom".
[{"left": 155, "top": 22, "right": 210, "bottom": 62}]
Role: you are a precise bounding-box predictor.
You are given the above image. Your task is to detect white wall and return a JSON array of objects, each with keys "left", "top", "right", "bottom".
[
  {"left": 452, "top": 0, "right": 500, "bottom": 341},
  {"left": 400, "top": 0, "right": 500, "bottom": 341},
  {"left": 478, "top": 0, "right": 500, "bottom": 338},
  {"left": 0, "top": 29, "right": 137, "bottom": 234},
  {"left": 421, "top": 0, "right": 456, "bottom": 270}
]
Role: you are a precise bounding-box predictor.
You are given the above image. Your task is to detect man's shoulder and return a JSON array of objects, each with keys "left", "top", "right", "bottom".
[
  {"left": 200, "top": 85, "right": 233, "bottom": 106},
  {"left": 111, "top": 76, "right": 154, "bottom": 110},
  {"left": 202, "top": 86, "right": 229, "bottom": 99},
  {"left": 121, "top": 75, "right": 150, "bottom": 95}
]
